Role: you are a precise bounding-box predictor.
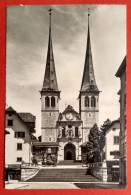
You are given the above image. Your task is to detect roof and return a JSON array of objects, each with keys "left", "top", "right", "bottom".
[
  {"left": 80, "top": 141, "right": 88, "bottom": 147},
  {"left": 80, "top": 14, "right": 99, "bottom": 93},
  {"left": 18, "top": 113, "right": 36, "bottom": 123},
  {"left": 60, "top": 105, "right": 81, "bottom": 121},
  {"left": 5, "top": 106, "right": 36, "bottom": 133},
  {"left": 62, "top": 105, "right": 79, "bottom": 115},
  {"left": 6, "top": 106, "right": 16, "bottom": 113},
  {"left": 115, "top": 56, "right": 126, "bottom": 77},
  {"left": 104, "top": 119, "right": 120, "bottom": 134},
  {"left": 41, "top": 12, "right": 59, "bottom": 92},
  {"left": 5, "top": 130, "right": 10, "bottom": 134},
  {"left": 32, "top": 142, "right": 59, "bottom": 147}
]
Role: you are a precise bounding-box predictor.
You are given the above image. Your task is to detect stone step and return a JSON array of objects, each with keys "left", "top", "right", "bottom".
[{"left": 27, "top": 168, "right": 99, "bottom": 182}]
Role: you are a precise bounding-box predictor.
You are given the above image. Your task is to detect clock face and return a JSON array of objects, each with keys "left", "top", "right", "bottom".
[
  {"left": 88, "top": 112, "right": 96, "bottom": 118},
  {"left": 66, "top": 113, "right": 74, "bottom": 120}
]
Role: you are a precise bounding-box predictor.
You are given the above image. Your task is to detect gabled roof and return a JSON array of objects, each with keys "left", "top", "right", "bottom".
[
  {"left": 105, "top": 119, "right": 120, "bottom": 135},
  {"left": 5, "top": 106, "right": 36, "bottom": 133},
  {"left": 18, "top": 113, "right": 36, "bottom": 123},
  {"left": 60, "top": 105, "right": 81, "bottom": 121},
  {"left": 6, "top": 106, "right": 16, "bottom": 113},
  {"left": 62, "top": 105, "right": 79, "bottom": 115}
]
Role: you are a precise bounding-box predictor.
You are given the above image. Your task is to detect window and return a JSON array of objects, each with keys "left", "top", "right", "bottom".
[
  {"left": 17, "top": 157, "right": 22, "bottom": 162},
  {"left": 68, "top": 125, "right": 72, "bottom": 128},
  {"left": 114, "top": 136, "right": 119, "bottom": 144},
  {"left": 45, "top": 96, "right": 50, "bottom": 107},
  {"left": 75, "top": 127, "right": 79, "bottom": 137},
  {"left": 114, "top": 152, "right": 120, "bottom": 159},
  {"left": 62, "top": 127, "right": 65, "bottom": 137},
  {"left": 91, "top": 96, "right": 96, "bottom": 107},
  {"left": 15, "top": 132, "right": 25, "bottom": 138},
  {"left": 51, "top": 96, "right": 55, "bottom": 107},
  {"left": 85, "top": 96, "right": 89, "bottom": 107},
  {"left": 122, "top": 143, "right": 126, "bottom": 156},
  {"left": 17, "top": 143, "right": 22, "bottom": 150},
  {"left": 49, "top": 137, "right": 52, "bottom": 141},
  {"left": 110, "top": 151, "right": 120, "bottom": 159},
  {"left": 7, "top": 119, "right": 13, "bottom": 126}
]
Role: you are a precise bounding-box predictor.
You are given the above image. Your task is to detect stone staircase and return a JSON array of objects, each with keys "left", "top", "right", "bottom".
[{"left": 27, "top": 168, "right": 99, "bottom": 182}]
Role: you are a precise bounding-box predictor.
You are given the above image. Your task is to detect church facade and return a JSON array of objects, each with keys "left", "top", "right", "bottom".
[{"left": 33, "top": 10, "right": 100, "bottom": 162}]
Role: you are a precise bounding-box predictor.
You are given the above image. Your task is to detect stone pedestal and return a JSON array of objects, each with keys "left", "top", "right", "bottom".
[{"left": 102, "top": 161, "right": 107, "bottom": 182}]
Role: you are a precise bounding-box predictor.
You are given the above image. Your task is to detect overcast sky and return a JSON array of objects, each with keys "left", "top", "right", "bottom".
[{"left": 6, "top": 5, "right": 126, "bottom": 136}]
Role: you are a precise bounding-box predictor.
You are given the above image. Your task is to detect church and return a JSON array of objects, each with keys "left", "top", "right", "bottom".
[{"left": 33, "top": 9, "right": 100, "bottom": 163}]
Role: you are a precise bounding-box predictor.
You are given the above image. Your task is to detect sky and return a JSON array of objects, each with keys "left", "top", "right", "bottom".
[{"left": 6, "top": 5, "right": 126, "bottom": 137}]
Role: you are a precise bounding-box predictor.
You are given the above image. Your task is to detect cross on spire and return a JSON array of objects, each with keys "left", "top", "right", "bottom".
[
  {"left": 88, "top": 8, "right": 90, "bottom": 16},
  {"left": 48, "top": 8, "right": 53, "bottom": 15}
]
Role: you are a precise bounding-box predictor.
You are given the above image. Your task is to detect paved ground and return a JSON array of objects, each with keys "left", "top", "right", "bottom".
[
  {"left": 5, "top": 182, "right": 79, "bottom": 189},
  {"left": 5, "top": 182, "right": 124, "bottom": 189}
]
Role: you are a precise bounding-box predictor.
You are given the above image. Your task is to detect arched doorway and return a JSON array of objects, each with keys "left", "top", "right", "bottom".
[{"left": 64, "top": 143, "right": 76, "bottom": 160}]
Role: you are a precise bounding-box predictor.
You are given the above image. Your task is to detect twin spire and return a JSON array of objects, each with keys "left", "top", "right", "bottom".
[
  {"left": 42, "top": 8, "right": 59, "bottom": 92},
  {"left": 80, "top": 10, "right": 99, "bottom": 92},
  {"left": 42, "top": 9, "right": 99, "bottom": 93}
]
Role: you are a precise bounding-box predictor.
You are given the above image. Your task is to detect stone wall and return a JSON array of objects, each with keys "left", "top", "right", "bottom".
[
  {"left": 89, "top": 161, "right": 107, "bottom": 182},
  {"left": 21, "top": 167, "right": 39, "bottom": 181}
]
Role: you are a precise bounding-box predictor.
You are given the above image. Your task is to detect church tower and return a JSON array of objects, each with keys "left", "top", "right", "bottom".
[
  {"left": 40, "top": 9, "right": 60, "bottom": 142},
  {"left": 79, "top": 11, "right": 100, "bottom": 142}
]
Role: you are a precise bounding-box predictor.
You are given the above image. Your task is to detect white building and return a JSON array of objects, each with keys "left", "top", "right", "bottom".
[
  {"left": 104, "top": 119, "right": 120, "bottom": 163},
  {"left": 5, "top": 106, "right": 36, "bottom": 165},
  {"left": 103, "top": 119, "right": 120, "bottom": 182}
]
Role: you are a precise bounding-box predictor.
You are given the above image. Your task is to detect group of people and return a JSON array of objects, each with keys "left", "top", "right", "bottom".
[{"left": 32, "top": 151, "right": 57, "bottom": 166}]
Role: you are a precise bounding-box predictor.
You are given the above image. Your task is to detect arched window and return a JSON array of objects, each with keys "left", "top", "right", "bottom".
[
  {"left": 91, "top": 96, "right": 96, "bottom": 107},
  {"left": 62, "top": 127, "right": 65, "bottom": 137},
  {"left": 85, "top": 96, "right": 89, "bottom": 107},
  {"left": 51, "top": 96, "right": 55, "bottom": 107},
  {"left": 45, "top": 96, "right": 50, "bottom": 107},
  {"left": 75, "top": 127, "right": 79, "bottom": 137}
]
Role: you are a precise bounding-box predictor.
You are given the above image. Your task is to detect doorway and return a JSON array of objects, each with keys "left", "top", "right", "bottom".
[{"left": 64, "top": 143, "right": 76, "bottom": 160}]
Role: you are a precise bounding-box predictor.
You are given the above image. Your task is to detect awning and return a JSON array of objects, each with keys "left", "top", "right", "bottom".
[{"left": 32, "top": 142, "right": 59, "bottom": 148}]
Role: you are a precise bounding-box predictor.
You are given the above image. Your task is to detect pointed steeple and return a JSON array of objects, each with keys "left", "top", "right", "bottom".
[
  {"left": 42, "top": 8, "right": 59, "bottom": 92},
  {"left": 80, "top": 10, "right": 99, "bottom": 92}
]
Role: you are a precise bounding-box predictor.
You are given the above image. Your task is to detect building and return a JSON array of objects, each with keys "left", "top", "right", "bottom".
[
  {"left": 115, "top": 56, "right": 126, "bottom": 185},
  {"left": 33, "top": 10, "right": 100, "bottom": 162},
  {"left": 104, "top": 119, "right": 120, "bottom": 164},
  {"left": 103, "top": 119, "right": 120, "bottom": 181},
  {"left": 5, "top": 106, "right": 36, "bottom": 165}
]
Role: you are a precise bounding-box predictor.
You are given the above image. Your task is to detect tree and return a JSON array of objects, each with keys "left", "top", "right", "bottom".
[
  {"left": 86, "top": 123, "right": 105, "bottom": 163},
  {"left": 100, "top": 118, "right": 111, "bottom": 135}
]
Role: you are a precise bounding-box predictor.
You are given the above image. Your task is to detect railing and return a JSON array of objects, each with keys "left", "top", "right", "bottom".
[{"left": 21, "top": 162, "right": 42, "bottom": 168}]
